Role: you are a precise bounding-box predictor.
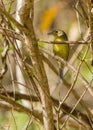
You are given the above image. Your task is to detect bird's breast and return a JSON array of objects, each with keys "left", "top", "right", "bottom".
[{"left": 53, "top": 44, "right": 69, "bottom": 60}]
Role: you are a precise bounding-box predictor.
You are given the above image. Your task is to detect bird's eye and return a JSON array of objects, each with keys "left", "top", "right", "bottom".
[{"left": 55, "top": 30, "right": 58, "bottom": 34}]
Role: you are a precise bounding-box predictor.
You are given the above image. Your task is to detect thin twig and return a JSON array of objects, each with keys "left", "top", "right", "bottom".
[
  {"left": 87, "top": 0, "right": 93, "bottom": 65},
  {"left": 39, "top": 40, "right": 89, "bottom": 44},
  {"left": 0, "top": 5, "right": 27, "bottom": 33},
  {"left": 0, "top": 90, "right": 91, "bottom": 128},
  {"left": 60, "top": 79, "right": 93, "bottom": 129},
  {"left": 0, "top": 94, "right": 43, "bottom": 122},
  {"left": 75, "top": 0, "right": 83, "bottom": 39},
  {"left": 40, "top": 47, "right": 93, "bottom": 97},
  {"left": 57, "top": 46, "right": 89, "bottom": 118}
]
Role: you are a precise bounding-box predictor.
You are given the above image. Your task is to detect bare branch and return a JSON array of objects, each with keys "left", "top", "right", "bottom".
[
  {"left": 39, "top": 40, "right": 89, "bottom": 45},
  {"left": 0, "top": 27, "right": 24, "bottom": 42},
  {"left": 0, "top": 94, "right": 43, "bottom": 122},
  {"left": 19, "top": 0, "right": 55, "bottom": 130},
  {"left": 0, "top": 90, "right": 92, "bottom": 129},
  {"left": 0, "top": 5, "right": 27, "bottom": 33}
]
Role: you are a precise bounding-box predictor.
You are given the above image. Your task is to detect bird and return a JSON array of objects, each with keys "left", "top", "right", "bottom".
[{"left": 48, "top": 30, "right": 69, "bottom": 79}]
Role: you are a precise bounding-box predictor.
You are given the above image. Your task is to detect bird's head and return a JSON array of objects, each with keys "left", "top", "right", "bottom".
[{"left": 48, "top": 30, "right": 68, "bottom": 40}]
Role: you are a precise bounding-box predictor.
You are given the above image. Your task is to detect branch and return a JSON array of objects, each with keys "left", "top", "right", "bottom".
[
  {"left": 0, "top": 38, "right": 9, "bottom": 79},
  {"left": 0, "top": 27, "right": 24, "bottom": 42},
  {"left": 19, "top": 0, "right": 54, "bottom": 130},
  {"left": 39, "top": 40, "right": 89, "bottom": 45},
  {"left": 87, "top": 0, "right": 93, "bottom": 65},
  {"left": 41, "top": 51, "right": 92, "bottom": 118},
  {"left": 0, "top": 91, "right": 91, "bottom": 128},
  {"left": 0, "top": 94, "right": 43, "bottom": 122},
  {"left": 0, "top": 5, "right": 27, "bottom": 33},
  {"left": 40, "top": 47, "right": 93, "bottom": 98}
]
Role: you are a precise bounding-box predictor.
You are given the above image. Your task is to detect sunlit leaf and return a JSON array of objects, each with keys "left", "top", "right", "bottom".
[
  {"left": 0, "top": 48, "right": 3, "bottom": 53},
  {"left": 38, "top": 41, "right": 45, "bottom": 47},
  {"left": 9, "top": 45, "right": 14, "bottom": 50}
]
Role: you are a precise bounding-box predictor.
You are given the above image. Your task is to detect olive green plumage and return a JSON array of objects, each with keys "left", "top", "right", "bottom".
[{"left": 48, "top": 30, "right": 69, "bottom": 78}]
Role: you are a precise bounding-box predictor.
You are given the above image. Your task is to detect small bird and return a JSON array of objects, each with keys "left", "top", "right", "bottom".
[{"left": 48, "top": 30, "right": 69, "bottom": 79}]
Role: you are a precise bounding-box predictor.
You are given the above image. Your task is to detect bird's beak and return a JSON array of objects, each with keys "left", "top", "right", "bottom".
[{"left": 47, "top": 31, "right": 53, "bottom": 35}]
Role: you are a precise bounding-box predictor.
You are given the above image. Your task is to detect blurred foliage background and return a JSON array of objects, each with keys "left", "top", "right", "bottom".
[{"left": 0, "top": 0, "right": 93, "bottom": 130}]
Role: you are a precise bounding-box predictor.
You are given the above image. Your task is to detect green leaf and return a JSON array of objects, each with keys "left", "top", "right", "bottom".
[{"left": 38, "top": 41, "right": 45, "bottom": 47}]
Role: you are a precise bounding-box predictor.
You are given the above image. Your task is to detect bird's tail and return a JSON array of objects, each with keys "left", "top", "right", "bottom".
[
  {"left": 56, "top": 63, "right": 63, "bottom": 86},
  {"left": 59, "top": 67, "right": 63, "bottom": 79},
  {"left": 56, "top": 62, "right": 64, "bottom": 86},
  {"left": 58, "top": 62, "right": 64, "bottom": 79}
]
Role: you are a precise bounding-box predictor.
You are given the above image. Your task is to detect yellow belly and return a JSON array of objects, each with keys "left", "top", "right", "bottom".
[{"left": 53, "top": 44, "right": 69, "bottom": 60}]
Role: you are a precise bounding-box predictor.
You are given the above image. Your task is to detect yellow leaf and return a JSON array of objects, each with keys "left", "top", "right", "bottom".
[{"left": 40, "top": 2, "right": 67, "bottom": 32}]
